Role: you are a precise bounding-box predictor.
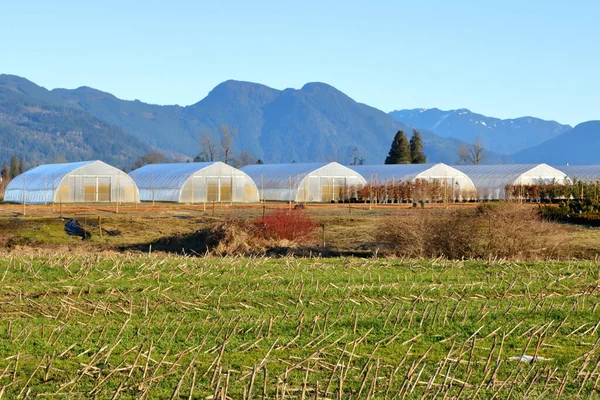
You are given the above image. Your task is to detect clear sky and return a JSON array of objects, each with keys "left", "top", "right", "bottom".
[{"left": 1, "top": 0, "right": 598, "bottom": 126}]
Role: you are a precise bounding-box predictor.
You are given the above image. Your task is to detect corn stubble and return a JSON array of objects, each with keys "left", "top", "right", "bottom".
[{"left": 0, "top": 254, "right": 598, "bottom": 398}]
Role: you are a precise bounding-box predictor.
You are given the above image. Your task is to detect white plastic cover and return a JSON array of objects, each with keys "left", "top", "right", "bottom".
[
  {"left": 350, "top": 163, "right": 476, "bottom": 194},
  {"left": 4, "top": 160, "right": 139, "bottom": 204},
  {"left": 130, "top": 161, "right": 259, "bottom": 203},
  {"left": 453, "top": 164, "right": 571, "bottom": 199},
  {"left": 554, "top": 165, "right": 600, "bottom": 182},
  {"left": 241, "top": 162, "right": 367, "bottom": 202}
]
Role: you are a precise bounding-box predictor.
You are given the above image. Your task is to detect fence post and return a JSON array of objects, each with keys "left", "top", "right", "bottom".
[{"left": 23, "top": 175, "right": 26, "bottom": 216}]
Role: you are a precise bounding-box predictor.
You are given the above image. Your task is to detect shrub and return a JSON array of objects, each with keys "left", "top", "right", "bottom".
[
  {"left": 377, "top": 204, "right": 564, "bottom": 260},
  {"left": 255, "top": 209, "right": 319, "bottom": 242}
]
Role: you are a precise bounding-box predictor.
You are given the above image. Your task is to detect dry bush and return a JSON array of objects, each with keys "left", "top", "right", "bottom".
[
  {"left": 197, "top": 219, "right": 268, "bottom": 256},
  {"left": 193, "top": 214, "right": 318, "bottom": 256},
  {"left": 377, "top": 203, "right": 566, "bottom": 260}
]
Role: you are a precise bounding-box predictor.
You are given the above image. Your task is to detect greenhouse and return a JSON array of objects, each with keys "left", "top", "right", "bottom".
[
  {"left": 554, "top": 165, "right": 600, "bottom": 182},
  {"left": 350, "top": 163, "right": 477, "bottom": 200},
  {"left": 4, "top": 160, "right": 139, "bottom": 204},
  {"left": 241, "top": 162, "right": 367, "bottom": 202},
  {"left": 453, "top": 164, "right": 571, "bottom": 200},
  {"left": 130, "top": 161, "right": 259, "bottom": 203}
]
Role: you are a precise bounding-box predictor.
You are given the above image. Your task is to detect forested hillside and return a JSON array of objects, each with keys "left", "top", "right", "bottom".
[{"left": 0, "top": 83, "right": 151, "bottom": 169}]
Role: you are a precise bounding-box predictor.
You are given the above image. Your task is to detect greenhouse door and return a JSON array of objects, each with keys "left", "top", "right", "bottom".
[
  {"left": 321, "top": 177, "right": 334, "bottom": 202},
  {"left": 219, "top": 177, "right": 232, "bottom": 202},
  {"left": 97, "top": 177, "right": 111, "bottom": 202},
  {"left": 207, "top": 178, "right": 219, "bottom": 202},
  {"left": 84, "top": 177, "right": 97, "bottom": 202}
]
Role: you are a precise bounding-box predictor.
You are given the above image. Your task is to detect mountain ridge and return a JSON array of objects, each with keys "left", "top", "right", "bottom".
[
  {"left": 0, "top": 74, "right": 506, "bottom": 166},
  {"left": 0, "top": 79, "right": 152, "bottom": 169},
  {"left": 390, "top": 107, "right": 572, "bottom": 155}
]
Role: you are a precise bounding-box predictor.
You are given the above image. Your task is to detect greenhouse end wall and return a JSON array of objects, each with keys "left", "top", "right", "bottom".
[
  {"left": 131, "top": 162, "right": 259, "bottom": 203},
  {"left": 4, "top": 161, "right": 139, "bottom": 204},
  {"left": 242, "top": 162, "right": 367, "bottom": 202}
]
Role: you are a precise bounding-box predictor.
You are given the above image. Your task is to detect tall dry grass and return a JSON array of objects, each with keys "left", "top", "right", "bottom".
[{"left": 377, "top": 203, "right": 567, "bottom": 259}]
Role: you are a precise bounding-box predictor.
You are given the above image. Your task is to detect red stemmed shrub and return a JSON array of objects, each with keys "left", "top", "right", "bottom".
[{"left": 255, "top": 209, "right": 319, "bottom": 242}]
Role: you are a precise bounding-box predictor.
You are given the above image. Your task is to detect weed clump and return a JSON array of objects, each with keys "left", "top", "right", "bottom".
[{"left": 377, "top": 203, "right": 564, "bottom": 259}]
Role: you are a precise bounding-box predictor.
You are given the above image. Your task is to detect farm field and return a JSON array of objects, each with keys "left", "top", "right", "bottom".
[
  {"left": 0, "top": 202, "right": 599, "bottom": 259},
  {"left": 2, "top": 255, "right": 600, "bottom": 398}
]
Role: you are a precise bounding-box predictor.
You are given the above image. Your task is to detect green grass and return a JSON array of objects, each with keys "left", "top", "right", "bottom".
[{"left": 1, "top": 256, "right": 600, "bottom": 398}]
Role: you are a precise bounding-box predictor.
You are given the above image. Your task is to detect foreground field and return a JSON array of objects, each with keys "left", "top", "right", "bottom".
[{"left": 1, "top": 255, "right": 600, "bottom": 398}]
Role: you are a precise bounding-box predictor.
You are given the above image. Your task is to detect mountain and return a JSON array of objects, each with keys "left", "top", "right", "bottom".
[
  {"left": 512, "top": 121, "right": 600, "bottom": 165},
  {"left": 389, "top": 108, "right": 571, "bottom": 155},
  {"left": 0, "top": 77, "right": 151, "bottom": 169},
  {"left": 0, "top": 74, "right": 503, "bottom": 165}
]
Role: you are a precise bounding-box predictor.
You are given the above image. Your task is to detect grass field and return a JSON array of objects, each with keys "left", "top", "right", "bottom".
[{"left": 2, "top": 255, "right": 600, "bottom": 398}]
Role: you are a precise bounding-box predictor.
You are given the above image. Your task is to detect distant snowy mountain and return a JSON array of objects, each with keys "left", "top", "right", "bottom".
[
  {"left": 512, "top": 121, "right": 600, "bottom": 165},
  {"left": 389, "top": 108, "right": 571, "bottom": 155}
]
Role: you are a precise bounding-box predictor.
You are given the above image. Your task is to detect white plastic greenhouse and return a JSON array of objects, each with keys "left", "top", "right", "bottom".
[
  {"left": 130, "top": 162, "right": 259, "bottom": 203},
  {"left": 453, "top": 164, "right": 571, "bottom": 200},
  {"left": 554, "top": 165, "right": 600, "bottom": 182},
  {"left": 4, "top": 160, "right": 139, "bottom": 204},
  {"left": 350, "top": 163, "right": 477, "bottom": 199},
  {"left": 241, "top": 162, "right": 367, "bottom": 202}
]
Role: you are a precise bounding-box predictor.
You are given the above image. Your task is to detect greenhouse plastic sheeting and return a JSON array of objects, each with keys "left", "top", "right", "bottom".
[
  {"left": 453, "top": 164, "right": 571, "bottom": 199},
  {"left": 553, "top": 165, "right": 600, "bottom": 182},
  {"left": 350, "top": 163, "right": 476, "bottom": 189},
  {"left": 241, "top": 162, "right": 367, "bottom": 202},
  {"left": 4, "top": 160, "right": 139, "bottom": 204},
  {"left": 130, "top": 161, "right": 259, "bottom": 203}
]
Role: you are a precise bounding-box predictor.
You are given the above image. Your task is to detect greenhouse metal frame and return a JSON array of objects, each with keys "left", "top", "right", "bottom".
[
  {"left": 130, "top": 161, "right": 259, "bottom": 203},
  {"left": 3, "top": 160, "right": 139, "bottom": 204},
  {"left": 241, "top": 162, "right": 367, "bottom": 202},
  {"left": 453, "top": 164, "right": 572, "bottom": 200}
]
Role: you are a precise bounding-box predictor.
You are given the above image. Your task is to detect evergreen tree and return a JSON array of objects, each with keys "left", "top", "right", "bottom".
[
  {"left": 9, "top": 156, "right": 20, "bottom": 179},
  {"left": 410, "top": 129, "right": 427, "bottom": 164},
  {"left": 385, "top": 130, "right": 411, "bottom": 164},
  {"left": 18, "top": 158, "right": 24, "bottom": 174}
]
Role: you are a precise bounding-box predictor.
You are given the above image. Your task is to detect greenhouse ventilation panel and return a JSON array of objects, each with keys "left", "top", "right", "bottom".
[
  {"left": 241, "top": 162, "right": 367, "bottom": 202},
  {"left": 4, "top": 160, "right": 139, "bottom": 204},
  {"left": 130, "top": 162, "right": 259, "bottom": 203},
  {"left": 453, "top": 164, "right": 571, "bottom": 200}
]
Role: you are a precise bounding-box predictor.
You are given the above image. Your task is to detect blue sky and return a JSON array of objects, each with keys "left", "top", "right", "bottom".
[{"left": 1, "top": 0, "right": 598, "bottom": 125}]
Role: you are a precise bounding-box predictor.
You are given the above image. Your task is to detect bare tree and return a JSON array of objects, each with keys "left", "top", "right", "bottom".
[
  {"left": 199, "top": 132, "right": 217, "bottom": 162},
  {"left": 220, "top": 125, "right": 238, "bottom": 165},
  {"left": 132, "top": 151, "right": 169, "bottom": 169},
  {"left": 234, "top": 150, "right": 257, "bottom": 168},
  {"left": 458, "top": 139, "right": 487, "bottom": 165},
  {"left": 349, "top": 147, "right": 365, "bottom": 165}
]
